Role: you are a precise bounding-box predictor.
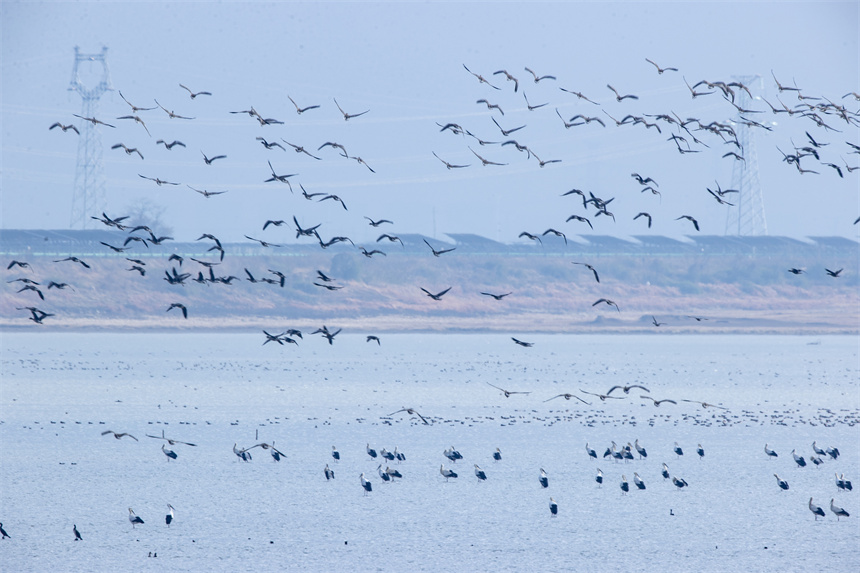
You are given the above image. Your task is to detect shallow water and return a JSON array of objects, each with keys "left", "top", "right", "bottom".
[{"left": 1, "top": 333, "right": 857, "bottom": 572}]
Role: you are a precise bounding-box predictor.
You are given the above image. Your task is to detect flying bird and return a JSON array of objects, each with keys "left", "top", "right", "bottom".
[
  {"left": 49, "top": 122, "right": 79, "bottom": 134},
  {"left": 607, "top": 84, "right": 639, "bottom": 101},
  {"left": 433, "top": 151, "right": 470, "bottom": 169},
  {"left": 288, "top": 96, "right": 320, "bottom": 114},
  {"left": 167, "top": 303, "right": 188, "bottom": 319},
  {"left": 566, "top": 215, "right": 593, "bottom": 229},
  {"left": 462, "top": 64, "right": 500, "bottom": 89},
  {"left": 607, "top": 384, "right": 650, "bottom": 395},
  {"left": 572, "top": 262, "right": 599, "bottom": 282},
  {"left": 640, "top": 396, "right": 677, "bottom": 407},
  {"left": 544, "top": 393, "right": 590, "bottom": 405},
  {"left": 201, "top": 151, "right": 227, "bottom": 165},
  {"left": 334, "top": 98, "right": 369, "bottom": 121},
  {"left": 101, "top": 430, "right": 138, "bottom": 441},
  {"left": 488, "top": 382, "right": 530, "bottom": 397},
  {"left": 388, "top": 407, "right": 430, "bottom": 425},
  {"left": 423, "top": 239, "right": 456, "bottom": 257},
  {"left": 492, "top": 69, "right": 519, "bottom": 92},
  {"left": 676, "top": 215, "right": 700, "bottom": 231},
  {"left": 524, "top": 67, "right": 556, "bottom": 83},
  {"left": 681, "top": 399, "right": 726, "bottom": 410},
  {"left": 510, "top": 337, "right": 534, "bottom": 348},
  {"left": 73, "top": 114, "right": 115, "bottom": 128},
  {"left": 154, "top": 100, "right": 194, "bottom": 120},
  {"left": 480, "top": 291, "right": 511, "bottom": 300},
  {"left": 156, "top": 139, "right": 185, "bottom": 150},
  {"left": 645, "top": 58, "right": 678, "bottom": 74},
  {"left": 633, "top": 212, "right": 652, "bottom": 228},
  {"left": 420, "top": 287, "right": 452, "bottom": 301},
  {"left": 592, "top": 298, "right": 619, "bottom": 311}
]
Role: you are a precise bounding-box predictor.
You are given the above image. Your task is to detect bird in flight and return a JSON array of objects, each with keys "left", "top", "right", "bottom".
[
  {"left": 581, "top": 389, "right": 626, "bottom": 401},
  {"left": 420, "top": 287, "right": 452, "bottom": 301},
  {"left": 423, "top": 239, "right": 455, "bottom": 257},
  {"left": 73, "top": 114, "right": 115, "bottom": 128},
  {"left": 607, "top": 84, "right": 639, "bottom": 101},
  {"left": 102, "top": 430, "right": 138, "bottom": 441},
  {"left": 640, "top": 395, "right": 677, "bottom": 407},
  {"left": 681, "top": 399, "right": 727, "bottom": 410},
  {"left": 463, "top": 64, "right": 500, "bottom": 89},
  {"left": 607, "top": 384, "right": 650, "bottom": 395},
  {"left": 433, "top": 151, "right": 470, "bottom": 170},
  {"left": 366, "top": 335, "right": 381, "bottom": 345},
  {"left": 256, "top": 137, "right": 285, "bottom": 151},
  {"left": 676, "top": 215, "right": 700, "bottom": 231},
  {"left": 825, "top": 268, "right": 843, "bottom": 277},
  {"left": 572, "top": 262, "right": 599, "bottom": 283},
  {"left": 145, "top": 430, "right": 196, "bottom": 446},
  {"left": 167, "top": 303, "right": 188, "bottom": 319},
  {"left": 645, "top": 58, "right": 678, "bottom": 74},
  {"left": 592, "top": 298, "right": 619, "bottom": 311},
  {"left": 201, "top": 151, "right": 227, "bottom": 165},
  {"left": 566, "top": 214, "right": 593, "bottom": 230},
  {"left": 139, "top": 174, "right": 179, "bottom": 186},
  {"left": 388, "top": 407, "right": 430, "bottom": 425},
  {"left": 119, "top": 91, "right": 156, "bottom": 112},
  {"left": 481, "top": 292, "right": 511, "bottom": 300},
  {"left": 111, "top": 143, "right": 143, "bottom": 159},
  {"left": 542, "top": 228, "right": 567, "bottom": 244},
  {"left": 633, "top": 212, "right": 652, "bottom": 228},
  {"left": 510, "top": 337, "right": 534, "bottom": 348},
  {"left": 469, "top": 146, "right": 507, "bottom": 166},
  {"left": 524, "top": 66, "right": 556, "bottom": 83},
  {"left": 288, "top": 96, "right": 320, "bottom": 114},
  {"left": 487, "top": 382, "right": 530, "bottom": 397},
  {"left": 283, "top": 140, "right": 322, "bottom": 159},
  {"left": 544, "top": 393, "right": 590, "bottom": 404},
  {"left": 493, "top": 69, "right": 519, "bottom": 92},
  {"left": 365, "top": 216, "right": 393, "bottom": 227},
  {"left": 180, "top": 84, "right": 211, "bottom": 99},
  {"left": 333, "top": 98, "right": 369, "bottom": 121},
  {"left": 477, "top": 98, "right": 504, "bottom": 115},
  {"left": 49, "top": 122, "right": 79, "bottom": 134},
  {"left": 156, "top": 139, "right": 185, "bottom": 150},
  {"left": 154, "top": 100, "right": 194, "bottom": 120},
  {"left": 491, "top": 117, "right": 525, "bottom": 137}
]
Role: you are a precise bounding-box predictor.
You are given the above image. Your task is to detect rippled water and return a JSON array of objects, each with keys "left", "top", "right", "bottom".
[{"left": 1, "top": 333, "right": 857, "bottom": 572}]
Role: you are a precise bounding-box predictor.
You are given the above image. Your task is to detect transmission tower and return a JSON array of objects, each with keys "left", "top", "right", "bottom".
[
  {"left": 68, "top": 46, "right": 112, "bottom": 229},
  {"left": 724, "top": 75, "right": 768, "bottom": 236}
]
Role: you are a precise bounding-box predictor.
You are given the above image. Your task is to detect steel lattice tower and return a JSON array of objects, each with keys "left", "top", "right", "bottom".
[
  {"left": 68, "top": 46, "right": 112, "bottom": 229},
  {"left": 724, "top": 75, "right": 768, "bottom": 236}
]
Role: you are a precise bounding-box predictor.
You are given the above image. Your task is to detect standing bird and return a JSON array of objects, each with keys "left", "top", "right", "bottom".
[
  {"left": 662, "top": 463, "right": 670, "bottom": 480},
  {"left": 233, "top": 443, "right": 252, "bottom": 462},
  {"left": 165, "top": 504, "right": 175, "bottom": 527},
  {"left": 792, "top": 449, "right": 807, "bottom": 468},
  {"left": 672, "top": 476, "right": 689, "bottom": 489},
  {"left": 633, "top": 472, "right": 646, "bottom": 490},
  {"left": 620, "top": 475, "right": 630, "bottom": 494},
  {"left": 830, "top": 499, "right": 849, "bottom": 521},
  {"left": 128, "top": 508, "right": 144, "bottom": 528},
  {"left": 360, "top": 473, "right": 372, "bottom": 495},
  {"left": 440, "top": 465, "right": 458, "bottom": 481},
  {"left": 443, "top": 446, "right": 463, "bottom": 462},
  {"left": 673, "top": 442, "right": 684, "bottom": 457},
  {"left": 474, "top": 464, "right": 488, "bottom": 481},
  {"left": 331, "top": 446, "right": 340, "bottom": 462},
  {"left": 73, "top": 524, "right": 82, "bottom": 540},
  {"left": 493, "top": 448, "right": 502, "bottom": 461},
  {"left": 809, "top": 498, "right": 825, "bottom": 520},
  {"left": 0, "top": 523, "right": 9, "bottom": 539},
  {"left": 161, "top": 444, "right": 177, "bottom": 461},
  {"left": 696, "top": 444, "right": 705, "bottom": 459},
  {"left": 774, "top": 474, "right": 789, "bottom": 490},
  {"left": 366, "top": 444, "right": 378, "bottom": 459},
  {"left": 325, "top": 464, "right": 335, "bottom": 480},
  {"left": 539, "top": 468, "right": 549, "bottom": 488},
  {"left": 586, "top": 443, "right": 597, "bottom": 459},
  {"left": 634, "top": 439, "right": 647, "bottom": 459},
  {"left": 595, "top": 468, "right": 604, "bottom": 487},
  {"left": 764, "top": 444, "right": 778, "bottom": 458},
  {"left": 549, "top": 497, "right": 558, "bottom": 517}
]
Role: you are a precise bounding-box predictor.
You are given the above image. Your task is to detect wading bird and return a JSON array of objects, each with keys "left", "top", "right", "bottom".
[
  {"left": 440, "top": 465, "right": 458, "bottom": 481},
  {"left": 549, "top": 497, "right": 558, "bottom": 516},
  {"left": 161, "top": 444, "right": 177, "bottom": 461},
  {"left": 539, "top": 468, "right": 549, "bottom": 488},
  {"left": 830, "top": 499, "right": 849, "bottom": 521},
  {"left": 474, "top": 464, "right": 487, "bottom": 481},
  {"left": 809, "top": 498, "right": 825, "bottom": 520},
  {"left": 360, "top": 473, "right": 372, "bottom": 495},
  {"left": 128, "top": 508, "right": 144, "bottom": 528},
  {"left": 166, "top": 504, "right": 175, "bottom": 526},
  {"left": 73, "top": 524, "right": 82, "bottom": 540},
  {"left": 774, "top": 474, "right": 789, "bottom": 490}
]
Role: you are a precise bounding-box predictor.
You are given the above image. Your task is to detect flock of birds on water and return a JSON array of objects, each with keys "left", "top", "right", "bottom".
[
  {"left": 3, "top": 59, "right": 857, "bottom": 552},
  {"left": 9, "top": 59, "right": 857, "bottom": 329}
]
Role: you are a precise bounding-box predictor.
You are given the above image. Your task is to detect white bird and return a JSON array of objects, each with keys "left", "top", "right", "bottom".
[
  {"left": 809, "top": 497, "right": 825, "bottom": 520},
  {"left": 696, "top": 444, "right": 705, "bottom": 459},
  {"left": 128, "top": 508, "right": 144, "bottom": 528},
  {"left": 444, "top": 446, "right": 463, "bottom": 462},
  {"left": 360, "top": 473, "right": 372, "bottom": 495},
  {"left": 585, "top": 443, "right": 597, "bottom": 459},
  {"left": 661, "top": 463, "right": 670, "bottom": 479},
  {"left": 233, "top": 443, "right": 252, "bottom": 462},
  {"left": 324, "top": 464, "right": 335, "bottom": 480},
  {"left": 394, "top": 447, "right": 406, "bottom": 462},
  {"left": 161, "top": 444, "right": 177, "bottom": 461},
  {"left": 539, "top": 468, "right": 549, "bottom": 488},
  {"left": 595, "top": 468, "right": 604, "bottom": 487},
  {"left": 165, "top": 504, "right": 175, "bottom": 527},
  {"left": 633, "top": 472, "right": 646, "bottom": 490},
  {"left": 366, "top": 444, "right": 377, "bottom": 459},
  {"left": 493, "top": 448, "right": 502, "bottom": 461},
  {"left": 380, "top": 448, "right": 395, "bottom": 461},
  {"left": 764, "top": 444, "right": 778, "bottom": 458},
  {"left": 673, "top": 442, "right": 684, "bottom": 457},
  {"left": 774, "top": 474, "right": 789, "bottom": 490},
  {"left": 634, "top": 439, "right": 647, "bottom": 459},
  {"left": 549, "top": 497, "right": 558, "bottom": 517},
  {"left": 331, "top": 446, "right": 340, "bottom": 462},
  {"left": 791, "top": 449, "right": 807, "bottom": 468},
  {"left": 839, "top": 473, "right": 853, "bottom": 491},
  {"left": 440, "top": 464, "right": 458, "bottom": 481},
  {"left": 672, "top": 476, "right": 689, "bottom": 489},
  {"left": 830, "top": 499, "right": 849, "bottom": 521},
  {"left": 474, "top": 464, "right": 487, "bottom": 481},
  {"left": 385, "top": 466, "right": 402, "bottom": 480},
  {"left": 377, "top": 464, "right": 391, "bottom": 483},
  {"left": 812, "top": 441, "right": 826, "bottom": 456},
  {"left": 620, "top": 474, "right": 630, "bottom": 494}
]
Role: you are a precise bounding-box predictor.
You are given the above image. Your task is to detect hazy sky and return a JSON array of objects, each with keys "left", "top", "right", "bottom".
[{"left": 2, "top": 1, "right": 858, "bottom": 245}]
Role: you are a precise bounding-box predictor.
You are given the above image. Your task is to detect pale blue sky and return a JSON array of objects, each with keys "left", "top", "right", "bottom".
[{"left": 2, "top": 1, "right": 858, "bottom": 244}]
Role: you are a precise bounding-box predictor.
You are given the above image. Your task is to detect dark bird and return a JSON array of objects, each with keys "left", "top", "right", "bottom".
[
  {"left": 421, "top": 287, "right": 452, "bottom": 301},
  {"left": 161, "top": 444, "right": 178, "bottom": 461},
  {"left": 607, "top": 384, "right": 650, "bottom": 395},
  {"left": 318, "top": 194, "right": 348, "bottom": 211},
  {"left": 539, "top": 468, "right": 549, "bottom": 488},
  {"left": 592, "top": 298, "right": 619, "bottom": 312},
  {"left": 280, "top": 140, "right": 321, "bottom": 160},
  {"left": 101, "top": 430, "right": 138, "bottom": 441},
  {"left": 462, "top": 64, "right": 500, "bottom": 89},
  {"left": 523, "top": 92, "right": 548, "bottom": 111},
  {"left": 201, "top": 151, "right": 227, "bottom": 165},
  {"left": 510, "top": 337, "right": 534, "bottom": 348},
  {"left": 620, "top": 475, "right": 630, "bottom": 494},
  {"left": 673, "top": 442, "right": 684, "bottom": 457},
  {"left": 524, "top": 67, "right": 556, "bottom": 83},
  {"left": 116, "top": 114, "right": 151, "bottom": 136},
  {"left": 488, "top": 382, "right": 530, "bottom": 397},
  {"left": 491, "top": 117, "right": 525, "bottom": 137},
  {"left": 544, "top": 393, "right": 590, "bottom": 405},
  {"left": 245, "top": 235, "right": 281, "bottom": 248},
  {"left": 47, "top": 281, "right": 74, "bottom": 290},
  {"left": 493, "top": 448, "right": 502, "bottom": 461},
  {"left": 572, "top": 262, "right": 599, "bottom": 282},
  {"left": 595, "top": 468, "right": 604, "bottom": 487},
  {"left": 652, "top": 316, "right": 665, "bottom": 327},
  {"left": 787, "top": 268, "right": 805, "bottom": 275},
  {"left": 316, "top": 270, "right": 335, "bottom": 283},
  {"left": 256, "top": 137, "right": 285, "bottom": 150},
  {"left": 477, "top": 98, "right": 504, "bottom": 115},
  {"left": 99, "top": 241, "right": 128, "bottom": 253},
  {"left": 49, "top": 122, "right": 79, "bottom": 134},
  {"left": 359, "top": 247, "right": 386, "bottom": 258},
  {"left": 481, "top": 291, "right": 511, "bottom": 300},
  {"left": 288, "top": 96, "right": 320, "bottom": 114},
  {"left": 645, "top": 58, "right": 678, "bottom": 74},
  {"left": 7, "top": 260, "right": 31, "bottom": 270},
  {"left": 830, "top": 499, "right": 849, "bottom": 521},
  {"left": 581, "top": 389, "right": 625, "bottom": 401},
  {"left": 165, "top": 504, "right": 175, "bottom": 526},
  {"left": 493, "top": 69, "right": 519, "bottom": 92},
  {"left": 640, "top": 396, "right": 677, "bottom": 407},
  {"left": 167, "top": 303, "right": 188, "bottom": 319},
  {"left": 73, "top": 524, "right": 82, "bottom": 540},
  {"left": 325, "top": 464, "right": 335, "bottom": 480},
  {"left": 138, "top": 174, "right": 179, "bottom": 186},
  {"left": 837, "top": 473, "right": 852, "bottom": 491},
  {"left": 54, "top": 256, "right": 90, "bottom": 268},
  {"left": 696, "top": 444, "right": 705, "bottom": 459},
  {"left": 672, "top": 476, "right": 689, "bottom": 489},
  {"left": 365, "top": 217, "right": 394, "bottom": 227},
  {"left": 264, "top": 160, "right": 297, "bottom": 184},
  {"left": 549, "top": 497, "right": 558, "bottom": 517},
  {"left": 607, "top": 84, "right": 639, "bottom": 101},
  {"left": 469, "top": 146, "right": 508, "bottom": 166},
  {"left": 809, "top": 498, "right": 825, "bottom": 520},
  {"left": 474, "top": 465, "right": 487, "bottom": 481},
  {"left": 433, "top": 151, "right": 470, "bottom": 169},
  {"left": 154, "top": 100, "right": 194, "bottom": 120},
  {"left": 314, "top": 282, "right": 343, "bottom": 291},
  {"left": 440, "top": 465, "right": 459, "bottom": 481},
  {"left": 423, "top": 239, "right": 456, "bottom": 257},
  {"left": 825, "top": 268, "right": 843, "bottom": 277},
  {"left": 333, "top": 98, "right": 369, "bottom": 121},
  {"left": 331, "top": 446, "right": 340, "bottom": 462},
  {"left": 559, "top": 87, "right": 599, "bottom": 104},
  {"left": 662, "top": 463, "right": 670, "bottom": 480},
  {"left": 518, "top": 231, "right": 542, "bottom": 244},
  {"left": 73, "top": 114, "right": 115, "bottom": 128},
  {"left": 179, "top": 84, "right": 211, "bottom": 99},
  {"left": 366, "top": 335, "right": 381, "bottom": 345},
  {"left": 676, "top": 215, "right": 700, "bottom": 231},
  {"left": 377, "top": 233, "right": 403, "bottom": 246},
  {"left": 360, "top": 473, "right": 372, "bottom": 494},
  {"left": 156, "top": 140, "right": 185, "bottom": 150},
  {"left": 128, "top": 508, "right": 144, "bottom": 528},
  {"left": 774, "top": 474, "right": 789, "bottom": 490},
  {"left": 119, "top": 91, "right": 156, "bottom": 113},
  {"left": 565, "top": 215, "right": 593, "bottom": 230},
  {"left": 542, "top": 228, "right": 567, "bottom": 244}
]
